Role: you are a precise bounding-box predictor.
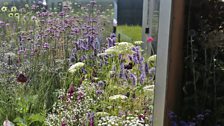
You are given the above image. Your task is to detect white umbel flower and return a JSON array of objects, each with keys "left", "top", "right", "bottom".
[
  {"left": 143, "top": 85, "right": 154, "bottom": 95},
  {"left": 134, "top": 41, "right": 143, "bottom": 45},
  {"left": 68, "top": 62, "right": 85, "bottom": 73},
  {"left": 109, "top": 95, "right": 127, "bottom": 100}
]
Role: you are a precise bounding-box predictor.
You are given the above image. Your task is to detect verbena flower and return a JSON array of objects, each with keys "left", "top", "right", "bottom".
[
  {"left": 145, "top": 63, "right": 149, "bottom": 76},
  {"left": 43, "top": 42, "right": 49, "bottom": 49},
  {"left": 119, "top": 62, "right": 126, "bottom": 79},
  {"left": 140, "top": 73, "right": 146, "bottom": 84},
  {"left": 130, "top": 73, "right": 137, "bottom": 85}
]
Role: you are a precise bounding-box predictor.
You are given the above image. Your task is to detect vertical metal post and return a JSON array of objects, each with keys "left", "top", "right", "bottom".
[
  {"left": 118, "top": 33, "right": 121, "bottom": 42},
  {"left": 113, "top": 0, "right": 118, "bottom": 34},
  {"left": 153, "top": 0, "right": 172, "bottom": 125},
  {"left": 142, "top": 0, "right": 154, "bottom": 56}
]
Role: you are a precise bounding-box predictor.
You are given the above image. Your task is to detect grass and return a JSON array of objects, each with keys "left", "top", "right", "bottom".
[
  {"left": 116, "top": 12, "right": 159, "bottom": 43},
  {"left": 117, "top": 25, "right": 142, "bottom": 42}
]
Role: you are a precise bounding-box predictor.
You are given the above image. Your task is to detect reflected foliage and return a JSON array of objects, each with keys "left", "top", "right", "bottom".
[{"left": 178, "top": 0, "right": 224, "bottom": 125}]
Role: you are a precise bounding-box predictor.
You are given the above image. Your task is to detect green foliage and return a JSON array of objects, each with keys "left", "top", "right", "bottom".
[
  {"left": 13, "top": 95, "right": 45, "bottom": 126},
  {"left": 179, "top": 0, "right": 224, "bottom": 125}
]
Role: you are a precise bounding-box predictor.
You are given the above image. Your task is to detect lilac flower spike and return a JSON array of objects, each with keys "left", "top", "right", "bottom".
[
  {"left": 145, "top": 63, "right": 149, "bottom": 75},
  {"left": 89, "top": 112, "right": 95, "bottom": 126},
  {"left": 119, "top": 62, "right": 126, "bottom": 79},
  {"left": 130, "top": 73, "right": 137, "bottom": 85}
]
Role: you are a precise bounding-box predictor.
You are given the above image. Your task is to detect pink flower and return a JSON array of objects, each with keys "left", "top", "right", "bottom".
[
  {"left": 68, "top": 83, "right": 75, "bottom": 97},
  {"left": 61, "top": 121, "right": 67, "bottom": 126},
  {"left": 3, "top": 120, "right": 14, "bottom": 126},
  {"left": 147, "top": 37, "right": 154, "bottom": 43}
]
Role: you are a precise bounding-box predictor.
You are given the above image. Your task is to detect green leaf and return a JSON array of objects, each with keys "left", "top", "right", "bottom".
[
  {"left": 28, "top": 113, "right": 45, "bottom": 123},
  {"left": 14, "top": 117, "right": 27, "bottom": 126}
]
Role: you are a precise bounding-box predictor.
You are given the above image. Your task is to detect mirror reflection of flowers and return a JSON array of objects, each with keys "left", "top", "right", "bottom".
[{"left": 147, "top": 36, "right": 154, "bottom": 43}]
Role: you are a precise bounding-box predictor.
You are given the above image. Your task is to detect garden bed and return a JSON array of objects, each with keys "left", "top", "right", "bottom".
[{"left": 0, "top": 1, "right": 155, "bottom": 126}]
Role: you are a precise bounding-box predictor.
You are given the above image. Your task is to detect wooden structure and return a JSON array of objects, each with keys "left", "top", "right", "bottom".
[{"left": 153, "top": 0, "right": 185, "bottom": 125}]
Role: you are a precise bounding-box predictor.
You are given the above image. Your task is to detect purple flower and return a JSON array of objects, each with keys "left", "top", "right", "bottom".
[
  {"left": 43, "top": 42, "right": 49, "bottom": 49},
  {"left": 82, "top": 68, "right": 87, "bottom": 74},
  {"left": 71, "top": 27, "right": 80, "bottom": 32},
  {"left": 110, "top": 33, "right": 116, "bottom": 38},
  {"left": 179, "top": 121, "right": 188, "bottom": 126},
  {"left": 119, "top": 62, "right": 126, "bottom": 79},
  {"left": 31, "top": 4, "right": 36, "bottom": 10},
  {"left": 107, "top": 35, "right": 116, "bottom": 48},
  {"left": 59, "top": 11, "right": 65, "bottom": 17},
  {"left": 128, "top": 55, "right": 133, "bottom": 61},
  {"left": 130, "top": 73, "right": 137, "bottom": 85},
  {"left": 139, "top": 57, "right": 144, "bottom": 71},
  {"left": 133, "top": 46, "right": 141, "bottom": 62},
  {"left": 80, "top": 55, "right": 87, "bottom": 61},
  {"left": 133, "top": 54, "right": 139, "bottom": 64},
  {"left": 18, "top": 49, "right": 25, "bottom": 55},
  {"left": 145, "top": 63, "right": 149, "bottom": 75},
  {"left": 77, "top": 90, "right": 84, "bottom": 102},
  {"left": 0, "top": 20, "right": 5, "bottom": 27},
  {"left": 196, "top": 114, "right": 204, "bottom": 121},
  {"left": 89, "top": 112, "right": 94, "bottom": 126},
  {"left": 140, "top": 73, "right": 146, "bottom": 84},
  {"left": 168, "top": 112, "right": 177, "bottom": 121},
  {"left": 119, "top": 54, "right": 123, "bottom": 61},
  {"left": 96, "top": 90, "right": 104, "bottom": 95},
  {"left": 98, "top": 81, "right": 105, "bottom": 87},
  {"left": 149, "top": 67, "right": 156, "bottom": 75}
]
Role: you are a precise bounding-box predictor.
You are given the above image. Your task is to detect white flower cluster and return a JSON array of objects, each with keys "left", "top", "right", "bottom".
[
  {"left": 134, "top": 41, "right": 143, "bottom": 45},
  {"left": 46, "top": 85, "right": 95, "bottom": 126},
  {"left": 68, "top": 62, "right": 85, "bottom": 73},
  {"left": 97, "top": 116, "right": 150, "bottom": 126},
  {"left": 143, "top": 85, "right": 154, "bottom": 95},
  {"left": 98, "top": 116, "right": 122, "bottom": 126},
  {"left": 109, "top": 94, "right": 127, "bottom": 100},
  {"left": 105, "top": 42, "right": 135, "bottom": 55}
]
